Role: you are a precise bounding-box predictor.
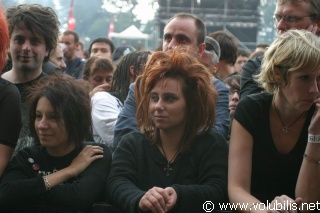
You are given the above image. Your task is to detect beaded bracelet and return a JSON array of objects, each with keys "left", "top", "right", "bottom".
[
  {"left": 303, "top": 153, "right": 320, "bottom": 164},
  {"left": 43, "top": 176, "right": 51, "bottom": 191}
]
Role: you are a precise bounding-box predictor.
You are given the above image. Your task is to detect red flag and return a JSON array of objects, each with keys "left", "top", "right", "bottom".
[
  {"left": 108, "top": 19, "right": 114, "bottom": 39},
  {"left": 68, "top": 0, "right": 76, "bottom": 31}
]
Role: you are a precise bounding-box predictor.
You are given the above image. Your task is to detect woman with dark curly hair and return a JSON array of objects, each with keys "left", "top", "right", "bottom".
[{"left": 0, "top": 73, "right": 112, "bottom": 212}]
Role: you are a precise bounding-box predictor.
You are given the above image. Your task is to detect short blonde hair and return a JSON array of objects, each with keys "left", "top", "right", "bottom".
[{"left": 257, "top": 29, "right": 320, "bottom": 93}]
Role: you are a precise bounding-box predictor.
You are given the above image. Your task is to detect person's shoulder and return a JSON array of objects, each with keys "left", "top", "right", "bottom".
[
  {"left": 0, "top": 77, "right": 19, "bottom": 94},
  {"left": 211, "top": 77, "right": 226, "bottom": 89},
  {"left": 42, "top": 62, "right": 61, "bottom": 75},
  {"left": 0, "top": 77, "right": 11, "bottom": 87},
  {"left": 248, "top": 55, "right": 263, "bottom": 64},
  {"left": 76, "top": 57, "right": 86, "bottom": 64},
  {"left": 92, "top": 91, "right": 117, "bottom": 101},
  {"left": 84, "top": 141, "right": 112, "bottom": 152},
  {"left": 92, "top": 91, "right": 123, "bottom": 107},
  {"left": 129, "top": 82, "right": 136, "bottom": 90},
  {"left": 122, "top": 131, "right": 145, "bottom": 142},
  {"left": 117, "top": 132, "right": 146, "bottom": 147},
  {"left": 242, "top": 55, "right": 263, "bottom": 73},
  {"left": 83, "top": 141, "right": 113, "bottom": 160},
  {"left": 85, "top": 141, "right": 107, "bottom": 147},
  {"left": 236, "top": 93, "right": 272, "bottom": 119},
  {"left": 71, "top": 57, "right": 85, "bottom": 67},
  {"left": 13, "top": 145, "right": 45, "bottom": 159},
  {"left": 240, "top": 92, "right": 272, "bottom": 103},
  {"left": 195, "top": 132, "right": 227, "bottom": 147},
  {"left": 0, "top": 70, "right": 13, "bottom": 83},
  {"left": 191, "top": 133, "right": 228, "bottom": 154}
]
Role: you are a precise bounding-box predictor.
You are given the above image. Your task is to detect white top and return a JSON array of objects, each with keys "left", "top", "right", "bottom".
[{"left": 91, "top": 92, "right": 123, "bottom": 148}]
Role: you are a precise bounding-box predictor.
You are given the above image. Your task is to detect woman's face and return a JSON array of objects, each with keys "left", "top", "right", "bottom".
[
  {"left": 149, "top": 78, "right": 187, "bottom": 133},
  {"left": 35, "top": 96, "right": 72, "bottom": 156},
  {"left": 280, "top": 68, "right": 320, "bottom": 111}
]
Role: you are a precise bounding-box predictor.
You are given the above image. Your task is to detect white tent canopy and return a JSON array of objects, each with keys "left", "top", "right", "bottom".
[{"left": 110, "top": 25, "right": 150, "bottom": 39}]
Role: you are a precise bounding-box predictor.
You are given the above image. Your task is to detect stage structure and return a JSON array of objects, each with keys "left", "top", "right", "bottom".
[{"left": 156, "top": 0, "right": 261, "bottom": 50}]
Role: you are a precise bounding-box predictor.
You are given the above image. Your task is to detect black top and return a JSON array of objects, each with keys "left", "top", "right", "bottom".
[
  {"left": 107, "top": 132, "right": 229, "bottom": 213},
  {"left": 15, "top": 73, "right": 45, "bottom": 103},
  {"left": 234, "top": 93, "right": 314, "bottom": 202},
  {"left": 0, "top": 142, "right": 112, "bottom": 212},
  {"left": 0, "top": 78, "right": 22, "bottom": 147},
  {"left": 42, "top": 61, "right": 62, "bottom": 75},
  {"left": 240, "top": 55, "right": 264, "bottom": 99},
  {"left": 13, "top": 73, "right": 46, "bottom": 154}
]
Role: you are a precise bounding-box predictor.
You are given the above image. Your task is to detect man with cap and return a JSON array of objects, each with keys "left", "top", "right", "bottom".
[
  {"left": 112, "top": 45, "right": 135, "bottom": 65},
  {"left": 200, "top": 36, "right": 220, "bottom": 75}
]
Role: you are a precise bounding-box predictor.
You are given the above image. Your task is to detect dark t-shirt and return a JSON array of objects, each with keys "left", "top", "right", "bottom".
[
  {"left": 65, "top": 57, "right": 85, "bottom": 79},
  {"left": 0, "top": 78, "right": 22, "bottom": 147},
  {"left": 14, "top": 73, "right": 46, "bottom": 154},
  {"left": 234, "top": 93, "right": 314, "bottom": 202},
  {"left": 0, "top": 142, "right": 112, "bottom": 212}
]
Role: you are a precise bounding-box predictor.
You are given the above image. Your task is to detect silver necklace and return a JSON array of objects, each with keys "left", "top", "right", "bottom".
[{"left": 273, "top": 101, "right": 305, "bottom": 133}]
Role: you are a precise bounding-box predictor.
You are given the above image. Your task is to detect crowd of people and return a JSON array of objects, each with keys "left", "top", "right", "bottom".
[{"left": 0, "top": 0, "right": 320, "bottom": 212}]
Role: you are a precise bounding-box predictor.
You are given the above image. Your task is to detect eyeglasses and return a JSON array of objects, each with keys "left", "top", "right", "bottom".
[
  {"left": 273, "top": 14, "right": 315, "bottom": 25},
  {"left": 229, "top": 88, "right": 239, "bottom": 95}
]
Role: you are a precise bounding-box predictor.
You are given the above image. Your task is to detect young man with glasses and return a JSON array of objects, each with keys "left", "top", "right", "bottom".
[{"left": 240, "top": 0, "right": 320, "bottom": 99}]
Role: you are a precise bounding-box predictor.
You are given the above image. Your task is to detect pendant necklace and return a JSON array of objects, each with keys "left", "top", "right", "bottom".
[
  {"left": 160, "top": 143, "right": 180, "bottom": 177},
  {"left": 273, "top": 101, "right": 305, "bottom": 134}
]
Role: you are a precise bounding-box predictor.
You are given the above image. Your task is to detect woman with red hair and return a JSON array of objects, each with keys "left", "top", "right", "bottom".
[
  {"left": 0, "top": 4, "right": 22, "bottom": 176},
  {"left": 107, "top": 47, "right": 228, "bottom": 212}
]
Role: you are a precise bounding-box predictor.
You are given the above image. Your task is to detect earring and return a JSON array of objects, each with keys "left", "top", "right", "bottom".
[{"left": 274, "top": 73, "right": 281, "bottom": 81}]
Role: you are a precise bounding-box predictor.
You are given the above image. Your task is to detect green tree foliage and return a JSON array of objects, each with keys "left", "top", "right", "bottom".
[{"left": 114, "top": 10, "right": 141, "bottom": 32}]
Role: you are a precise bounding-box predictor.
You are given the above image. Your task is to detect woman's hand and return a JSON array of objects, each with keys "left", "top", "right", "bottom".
[
  {"left": 267, "top": 195, "right": 302, "bottom": 213},
  {"left": 164, "top": 187, "right": 177, "bottom": 211},
  {"left": 308, "top": 97, "right": 320, "bottom": 135},
  {"left": 68, "top": 145, "right": 104, "bottom": 177},
  {"left": 139, "top": 187, "right": 172, "bottom": 213}
]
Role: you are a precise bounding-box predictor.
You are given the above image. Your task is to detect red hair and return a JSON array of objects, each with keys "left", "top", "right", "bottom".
[
  {"left": 135, "top": 47, "right": 217, "bottom": 152},
  {"left": 0, "top": 5, "right": 9, "bottom": 70}
]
